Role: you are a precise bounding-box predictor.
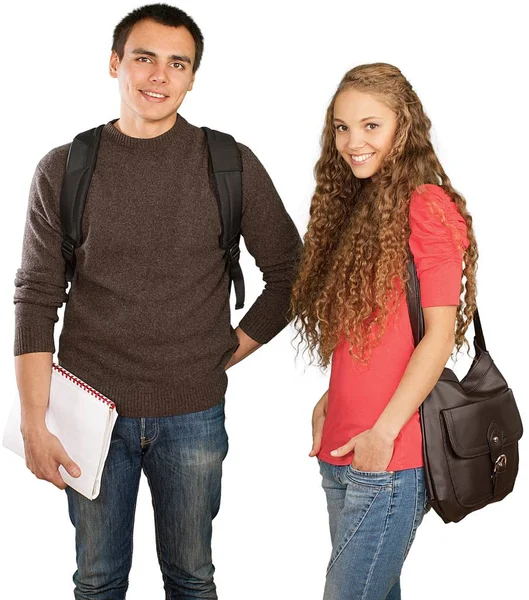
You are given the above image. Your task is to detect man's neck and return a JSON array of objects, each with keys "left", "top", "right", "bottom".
[{"left": 113, "top": 110, "right": 178, "bottom": 139}]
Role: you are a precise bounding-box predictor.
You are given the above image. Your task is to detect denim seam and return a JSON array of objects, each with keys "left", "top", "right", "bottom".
[
  {"left": 143, "top": 466, "right": 166, "bottom": 574},
  {"left": 344, "top": 469, "right": 393, "bottom": 490},
  {"left": 360, "top": 476, "right": 396, "bottom": 600},
  {"left": 326, "top": 487, "right": 383, "bottom": 575},
  {"left": 141, "top": 419, "right": 160, "bottom": 447},
  {"left": 348, "top": 466, "right": 394, "bottom": 477},
  {"left": 403, "top": 469, "right": 421, "bottom": 560},
  {"left": 127, "top": 479, "right": 141, "bottom": 581}
]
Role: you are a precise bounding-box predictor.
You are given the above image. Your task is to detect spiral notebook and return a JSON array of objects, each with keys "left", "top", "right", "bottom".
[{"left": 2, "top": 363, "right": 119, "bottom": 500}]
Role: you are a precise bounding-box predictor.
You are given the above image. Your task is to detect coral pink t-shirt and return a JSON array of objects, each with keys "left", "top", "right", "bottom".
[{"left": 318, "top": 184, "right": 470, "bottom": 471}]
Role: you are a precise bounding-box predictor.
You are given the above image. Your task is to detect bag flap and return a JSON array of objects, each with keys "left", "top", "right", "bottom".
[{"left": 441, "top": 389, "right": 523, "bottom": 459}]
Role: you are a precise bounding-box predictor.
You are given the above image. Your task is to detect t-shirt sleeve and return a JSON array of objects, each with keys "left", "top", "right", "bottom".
[{"left": 409, "top": 184, "right": 470, "bottom": 307}]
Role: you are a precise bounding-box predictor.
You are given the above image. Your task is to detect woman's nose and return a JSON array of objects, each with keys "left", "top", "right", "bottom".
[{"left": 347, "top": 132, "right": 366, "bottom": 151}]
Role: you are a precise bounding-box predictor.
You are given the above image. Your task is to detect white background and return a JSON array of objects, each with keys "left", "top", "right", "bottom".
[{"left": 1, "top": 1, "right": 527, "bottom": 598}]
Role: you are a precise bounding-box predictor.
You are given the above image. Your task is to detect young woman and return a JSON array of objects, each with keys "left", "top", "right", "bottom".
[{"left": 291, "top": 63, "right": 478, "bottom": 600}]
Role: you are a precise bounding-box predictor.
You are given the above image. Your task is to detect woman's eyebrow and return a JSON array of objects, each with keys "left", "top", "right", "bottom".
[{"left": 333, "top": 116, "right": 384, "bottom": 122}]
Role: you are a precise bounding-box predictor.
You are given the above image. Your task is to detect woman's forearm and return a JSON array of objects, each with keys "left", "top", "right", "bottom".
[{"left": 373, "top": 332, "right": 454, "bottom": 442}]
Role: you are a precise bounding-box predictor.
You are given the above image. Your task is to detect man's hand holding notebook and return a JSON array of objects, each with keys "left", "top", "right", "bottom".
[{"left": 3, "top": 364, "right": 118, "bottom": 500}]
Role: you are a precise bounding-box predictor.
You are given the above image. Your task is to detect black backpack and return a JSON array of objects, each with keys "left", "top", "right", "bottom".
[{"left": 59, "top": 124, "right": 245, "bottom": 309}]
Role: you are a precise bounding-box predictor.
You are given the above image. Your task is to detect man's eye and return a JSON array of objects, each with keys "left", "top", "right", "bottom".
[
  {"left": 171, "top": 62, "right": 184, "bottom": 69},
  {"left": 137, "top": 57, "right": 151, "bottom": 63}
]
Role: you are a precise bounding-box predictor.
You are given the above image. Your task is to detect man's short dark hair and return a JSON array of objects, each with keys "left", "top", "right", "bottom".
[{"left": 112, "top": 3, "right": 204, "bottom": 72}]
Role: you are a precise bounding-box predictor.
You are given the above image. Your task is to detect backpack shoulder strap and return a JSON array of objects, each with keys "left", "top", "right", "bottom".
[
  {"left": 202, "top": 127, "right": 245, "bottom": 309},
  {"left": 60, "top": 125, "right": 104, "bottom": 282}
]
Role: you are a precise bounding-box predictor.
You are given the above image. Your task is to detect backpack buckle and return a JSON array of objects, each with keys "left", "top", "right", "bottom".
[
  {"left": 61, "top": 238, "right": 75, "bottom": 260},
  {"left": 228, "top": 242, "right": 240, "bottom": 262}
]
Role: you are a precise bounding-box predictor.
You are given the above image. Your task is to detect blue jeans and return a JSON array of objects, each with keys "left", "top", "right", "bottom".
[
  {"left": 66, "top": 401, "right": 229, "bottom": 600},
  {"left": 319, "top": 460, "right": 428, "bottom": 600}
]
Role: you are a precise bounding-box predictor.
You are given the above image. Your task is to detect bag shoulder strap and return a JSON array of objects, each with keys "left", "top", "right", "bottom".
[
  {"left": 406, "top": 259, "right": 486, "bottom": 351},
  {"left": 60, "top": 125, "right": 104, "bottom": 282},
  {"left": 201, "top": 126, "right": 245, "bottom": 309}
]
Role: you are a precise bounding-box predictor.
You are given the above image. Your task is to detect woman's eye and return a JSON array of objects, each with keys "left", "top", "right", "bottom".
[
  {"left": 366, "top": 123, "right": 379, "bottom": 131},
  {"left": 335, "top": 124, "right": 347, "bottom": 132}
]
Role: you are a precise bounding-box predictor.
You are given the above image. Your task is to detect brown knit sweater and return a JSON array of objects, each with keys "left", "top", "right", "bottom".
[{"left": 14, "top": 115, "right": 302, "bottom": 417}]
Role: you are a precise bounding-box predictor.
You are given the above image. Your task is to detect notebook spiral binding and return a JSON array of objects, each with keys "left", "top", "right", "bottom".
[{"left": 52, "top": 363, "right": 116, "bottom": 410}]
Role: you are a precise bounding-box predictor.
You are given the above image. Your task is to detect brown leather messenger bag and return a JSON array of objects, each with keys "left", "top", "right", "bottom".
[{"left": 406, "top": 261, "right": 523, "bottom": 523}]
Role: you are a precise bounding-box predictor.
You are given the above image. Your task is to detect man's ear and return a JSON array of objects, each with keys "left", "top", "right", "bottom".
[
  {"left": 187, "top": 73, "right": 195, "bottom": 92},
  {"left": 109, "top": 51, "right": 120, "bottom": 79}
]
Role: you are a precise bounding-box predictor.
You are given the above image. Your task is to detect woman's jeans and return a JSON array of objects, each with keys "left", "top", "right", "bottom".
[
  {"left": 319, "top": 460, "right": 428, "bottom": 600},
  {"left": 66, "top": 401, "right": 229, "bottom": 600}
]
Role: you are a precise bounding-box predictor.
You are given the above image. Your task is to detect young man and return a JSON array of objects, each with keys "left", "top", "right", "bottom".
[{"left": 14, "top": 4, "right": 301, "bottom": 598}]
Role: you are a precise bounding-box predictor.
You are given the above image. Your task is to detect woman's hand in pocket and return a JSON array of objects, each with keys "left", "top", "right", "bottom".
[
  {"left": 330, "top": 427, "right": 395, "bottom": 472},
  {"left": 309, "top": 390, "right": 328, "bottom": 457}
]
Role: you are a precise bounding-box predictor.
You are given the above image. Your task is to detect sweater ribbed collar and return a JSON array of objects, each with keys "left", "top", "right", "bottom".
[{"left": 102, "top": 114, "right": 189, "bottom": 149}]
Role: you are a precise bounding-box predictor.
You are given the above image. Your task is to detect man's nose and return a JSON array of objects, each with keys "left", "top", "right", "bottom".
[{"left": 149, "top": 65, "right": 168, "bottom": 84}]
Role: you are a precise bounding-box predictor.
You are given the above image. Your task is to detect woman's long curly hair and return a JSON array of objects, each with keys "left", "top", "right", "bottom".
[{"left": 290, "top": 63, "right": 478, "bottom": 368}]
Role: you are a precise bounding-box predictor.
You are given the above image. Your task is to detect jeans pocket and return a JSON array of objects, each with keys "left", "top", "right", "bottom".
[{"left": 345, "top": 465, "right": 394, "bottom": 487}]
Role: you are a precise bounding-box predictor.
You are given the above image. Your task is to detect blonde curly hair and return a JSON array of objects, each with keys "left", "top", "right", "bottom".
[{"left": 290, "top": 63, "right": 478, "bottom": 368}]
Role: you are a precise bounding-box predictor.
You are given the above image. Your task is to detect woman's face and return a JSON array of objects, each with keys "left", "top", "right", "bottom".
[{"left": 333, "top": 89, "right": 398, "bottom": 179}]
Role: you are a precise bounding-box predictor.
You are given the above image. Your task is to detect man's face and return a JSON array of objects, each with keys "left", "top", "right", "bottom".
[{"left": 109, "top": 19, "right": 196, "bottom": 126}]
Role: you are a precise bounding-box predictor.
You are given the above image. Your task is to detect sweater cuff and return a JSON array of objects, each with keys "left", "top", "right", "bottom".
[
  {"left": 238, "top": 311, "right": 288, "bottom": 345},
  {"left": 14, "top": 326, "right": 56, "bottom": 356}
]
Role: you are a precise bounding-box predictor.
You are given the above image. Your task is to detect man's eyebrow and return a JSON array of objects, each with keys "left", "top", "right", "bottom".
[{"left": 131, "top": 48, "right": 192, "bottom": 64}]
